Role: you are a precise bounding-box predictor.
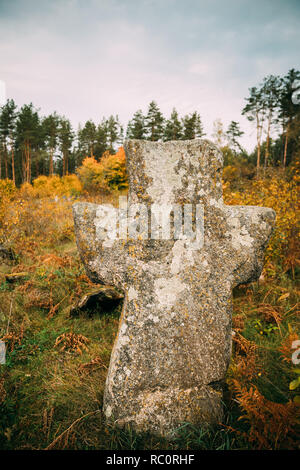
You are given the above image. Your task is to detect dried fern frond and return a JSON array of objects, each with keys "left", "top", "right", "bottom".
[
  {"left": 54, "top": 332, "right": 89, "bottom": 355},
  {"left": 232, "top": 380, "right": 299, "bottom": 449}
]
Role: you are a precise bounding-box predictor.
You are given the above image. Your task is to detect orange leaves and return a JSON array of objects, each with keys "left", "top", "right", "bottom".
[
  {"left": 1, "top": 326, "right": 24, "bottom": 353},
  {"left": 230, "top": 326, "right": 300, "bottom": 448},
  {"left": 0, "top": 179, "right": 16, "bottom": 200},
  {"left": 277, "top": 292, "right": 290, "bottom": 302},
  {"left": 101, "top": 147, "right": 128, "bottom": 190},
  {"left": 16, "top": 175, "right": 83, "bottom": 200},
  {"left": 76, "top": 156, "right": 106, "bottom": 192},
  {"left": 232, "top": 333, "right": 259, "bottom": 381},
  {"left": 233, "top": 331, "right": 257, "bottom": 356},
  {"left": 256, "top": 303, "right": 283, "bottom": 328},
  {"left": 223, "top": 173, "right": 299, "bottom": 274},
  {"left": 39, "top": 253, "right": 73, "bottom": 269},
  {"left": 232, "top": 380, "right": 299, "bottom": 449},
  {"left": 0, "top": 190, "right": 75, "bottom": 256},
  {"left": 78, "top": 356, "right": 108, "bottom": 375},
  {"left": 77, "top": 147, "right": 128, "bottom": 192},
  {"left": 0, "top": 179, "right": 17, "bottom": 241},
  {"left": 54, "top": 332, "right": 89, "bottom": 355},
  {"left": 232, "top": 314, "right": 245, "bottom": 332},
  {"left": 32, "top": 174, "right": 82, "bottom": 198}
]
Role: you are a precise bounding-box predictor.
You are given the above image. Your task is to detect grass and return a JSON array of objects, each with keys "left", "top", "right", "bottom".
[{"left": 0, "top": 176, "right": 299, "bottom": 450}]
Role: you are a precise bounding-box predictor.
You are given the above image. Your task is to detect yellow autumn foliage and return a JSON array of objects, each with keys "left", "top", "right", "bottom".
[
  {"left": 0, "top": 161, "right": 299, "bottom": 450},
  {"left": 32, "top": 174, "right": 82, "bottom": 198},
  {"left": 77, "top": 147, "right": 128, "bottom": 192},
  {"left": 224, "top": 174, "right": 299, "bottom": 276},
  {"left": 16, "top": 175, "right": 83, "bottom": 199},
  {"left": 0, "top": 160, "right": 298, "bottom": 277}
]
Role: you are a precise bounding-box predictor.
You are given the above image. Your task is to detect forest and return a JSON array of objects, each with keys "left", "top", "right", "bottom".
[
  {"left": 0, "top": 69, "right": 299, "bottom": 450},
  {"left": 0, "top": 69, "right": 299, "bottom": 186}
]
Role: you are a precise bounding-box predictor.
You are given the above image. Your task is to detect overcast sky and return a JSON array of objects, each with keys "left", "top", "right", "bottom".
[{"left": 0, "top": 0, "right": 299, "bottom": 151}]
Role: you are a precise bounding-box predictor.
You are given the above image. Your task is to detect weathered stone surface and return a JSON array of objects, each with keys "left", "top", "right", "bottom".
[{"left": 73, "top": 139, "right": 275, "bottom": 436}]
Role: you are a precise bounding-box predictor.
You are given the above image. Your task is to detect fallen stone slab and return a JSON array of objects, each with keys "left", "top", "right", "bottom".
[{"left": 70, "top": 286, "right": 123, "bottom": 317}]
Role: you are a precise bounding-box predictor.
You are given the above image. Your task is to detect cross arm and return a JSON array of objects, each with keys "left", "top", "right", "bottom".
[
  {"left": 223, "top": 205, "right": 276, "bottom": 288},
  {"left": 72, "top": 202, "right": 126, "bottom": 289}
]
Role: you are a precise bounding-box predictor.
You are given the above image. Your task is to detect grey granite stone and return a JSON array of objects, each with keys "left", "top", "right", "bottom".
[{"left": 73, "top": 139, "right": 275, "bottom": 436}]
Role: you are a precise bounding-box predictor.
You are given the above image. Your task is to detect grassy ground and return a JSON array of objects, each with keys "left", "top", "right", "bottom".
[{"left": 0, "top": 174, "right": 299, "bottom": 450}]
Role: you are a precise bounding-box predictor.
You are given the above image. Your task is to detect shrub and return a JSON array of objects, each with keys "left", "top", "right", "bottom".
[
  {"left": 224, "top": 175, "right": 299, "bottom": 275},
  {"left": 32, "top": 174, "right": 82, "bottom": 198},
  {"left": 0, "top": 179, "right": 16, "bottom": 200},
  {"left": 101, "top": 147, "right": 128, "bottom": 190},
  {"left": 76, "top": 157, "right": 107, "bottom": 193},
  {"left": 77, "top": 147, "right": 128, "bottom": 193},
  {"left": 19, "top": 182, "right": 35, "bottom": 199},
  {"left": 223, "top": 165, "right": 240, "bottom": 182}
]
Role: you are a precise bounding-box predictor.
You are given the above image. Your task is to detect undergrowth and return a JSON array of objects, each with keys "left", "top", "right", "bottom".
[{"left": 0, "top": 167, "right": 299, "bottom": 450}]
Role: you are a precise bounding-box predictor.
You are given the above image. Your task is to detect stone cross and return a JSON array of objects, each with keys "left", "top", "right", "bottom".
[{"left": 73, "top": 139, "right": 275, "bottom": 436}]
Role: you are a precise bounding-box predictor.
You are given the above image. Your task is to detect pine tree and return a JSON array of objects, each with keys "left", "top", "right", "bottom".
[
  {"left": 164, "top": 108, "right": 182, "bottom": 141},
  {"left": 278, "top": 69, "right": 300, "bottom": 167},
  {"left": 260, "top": 75, "right": 281, "bottom": 167},
  {"left": 78, "top": 120, "right": 97, "bottom": 158},
  {"left": 145, "top": 101, "right": 165, "bottom": 141},
  {"left": 15, "top": 103, "right": 40, "bottom": 183},
  {"left": 0, "top": 99, "right": 17, "bottom": 182},
  {"left": 106, "top": 115, "right": 123, "bottom": 153},
  {"left": 242, "top": 86, "right": 266, "bottom": 172},
  {"left": 226, "top": 121, "right": 244, "bottom": 154},
  {"left": 127, "top": 110, "right": 146, "bottom": 139},
  {"left": 42, "top": 112, "right": 60, "bottom": 176},
  {"left": 33, "top": 118, "right": 46, "bottom": 179},
  {"left": 182, "top": 112, "right": 205, "bottom": 140},
  {"left": 95, "top": 119, "right": 108, "bottom": 159},
  {"left": 58, "top": 117, "right": 74, "bottom": 175}
]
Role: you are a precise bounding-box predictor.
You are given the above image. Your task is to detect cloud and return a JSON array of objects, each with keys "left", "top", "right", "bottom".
[{"left": 0, "top": 0, "right": 299, "bottom": 151}]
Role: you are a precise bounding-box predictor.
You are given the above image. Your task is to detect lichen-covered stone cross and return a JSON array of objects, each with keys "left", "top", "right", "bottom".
[{"left": 73, "top": 139, "right": 275, "bottom": 436}]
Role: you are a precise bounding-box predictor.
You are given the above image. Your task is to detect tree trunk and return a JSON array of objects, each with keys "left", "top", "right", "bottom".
[
  {"left": 11, "top": 147, "right": 15, "bottom": 185},
  {"left": 283, "top": 123, "right": 289, "bottom": 168},
  {"left": 35, "top": 156, "right": 39, "bottom": 178},
  {"left": 49, "top": 148, "right": 54, "bottom": 176},
  {"left": 22, "top": 152, "right": 25, "bottom": 183},
  {"left": 24, "top": 140, "right": 31, "bottom": 183},
  {"left": 26, "top": 142, "right": 29, "bottom": 182},
  {"left": 29, "top": 143, "right": 31, "bottom": 182},
  {"left": 63, "top": 155, "right": 65, "bottom": 176},
  {"left": 4, "top": 145, "right": 8, "bottom": 179},
  {"left": 264, "top": 113, "right": 271, "bottom": 169},
  {"left": 257, "top": 139, "right": 261, "bottom": 171},
  {"left": 256, "top": 113, "right": 261, "bottom": 174}
]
